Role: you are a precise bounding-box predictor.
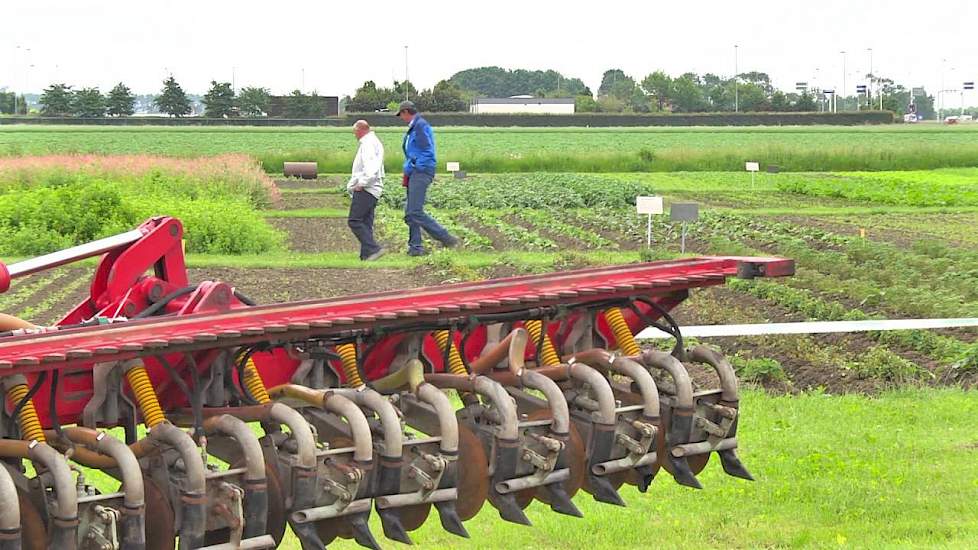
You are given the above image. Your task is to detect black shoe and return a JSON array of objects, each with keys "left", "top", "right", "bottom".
[
  {"left": 440, "top": 235, "right": 460, "bottom": 248},
  {"left": 407, "top": 248, "right": 428, "bottom": 257},
  {"left": 363, "top": 248, "right": 386, "bottom": 261}
]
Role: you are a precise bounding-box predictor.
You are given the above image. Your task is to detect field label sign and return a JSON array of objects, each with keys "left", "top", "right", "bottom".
[
  {"left": 636, "top": 196, "right": 663, "bottom": 248},
  {"left": 446, "top": 161, "right": 460, "bottom": 172},
  {"left": 636, "top": 196, "right": 663, "bottom": 215},
  {"left": 670, "top": 203, "right": 699, "bottom": 253},
  {"left": 745, "top": 162, "right": 760, "bottom": 172}
]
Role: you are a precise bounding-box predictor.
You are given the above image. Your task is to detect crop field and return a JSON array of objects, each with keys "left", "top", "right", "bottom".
[
  {"left": 1, "top": 127, "right": 978, "bottom": 548},
  {"left": 6, "top": 124, "right": 978, "bottom": 172}
]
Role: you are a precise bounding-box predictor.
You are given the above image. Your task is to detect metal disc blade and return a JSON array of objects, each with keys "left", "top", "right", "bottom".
[
  {"left": 144, "top": 476, "right": 177, "bottom": 550},
  {"left": 397, "top": 502, "right": 432, "bottom": 532},
  {"left": 18, "top": 489, "right": 47, "bottom": 550},
  {"left": 455, "top": 423, "right": 489, "bottom": 521}
]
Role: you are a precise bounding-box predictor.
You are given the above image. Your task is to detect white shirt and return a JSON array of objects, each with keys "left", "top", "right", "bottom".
[{"left": 348, "top": 130, "right": 385, "bottom": 199}]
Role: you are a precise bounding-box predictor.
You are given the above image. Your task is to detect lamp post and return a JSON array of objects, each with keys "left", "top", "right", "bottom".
[
  {"left": 866, "top": 48, "right": 873, "bottom": 109},
  {"left": 734, "top": 44, "right": 739, "bottom": 113},
  {"left": 840, "top": 50, "right": 847, "bottom": 111}
]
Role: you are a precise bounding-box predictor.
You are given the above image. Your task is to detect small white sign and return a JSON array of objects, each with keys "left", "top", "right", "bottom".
[
  {"left": 446, "top": 161, "right": 460, "bottom": 172},
  {"left": 636, "top": 196, "right": 664, "bottom": 215},
  {"left": 745, "top": 162, "right": 760, "bottom": 172}
]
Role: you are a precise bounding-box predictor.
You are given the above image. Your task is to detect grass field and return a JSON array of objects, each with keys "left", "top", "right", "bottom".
[
  {"left": 5, "top": 124, "right": 978, "bottom": 172},
  {"left": 297, "top": 388, "right": 978, "bottom": 550}
]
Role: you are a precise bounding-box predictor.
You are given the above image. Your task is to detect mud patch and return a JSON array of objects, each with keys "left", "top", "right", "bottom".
[
  {"left": 277, "top": 192, "right": 348, "bottom": 211},
  {"left": 267, "top": 217, "right": 360, "bottom": 253}
]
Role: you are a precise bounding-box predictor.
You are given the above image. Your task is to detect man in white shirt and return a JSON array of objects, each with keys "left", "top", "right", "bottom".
[{"left": 347, "top": 120, "right": 385, "bottom": 261}]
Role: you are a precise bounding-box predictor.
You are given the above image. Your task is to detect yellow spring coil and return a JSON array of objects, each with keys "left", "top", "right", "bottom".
[
  {"left": 336, "top": 343, "right": 364, "bottom": 387},
  {"left": 605, "top": 307, "right": 641, "bottom": 357},
  {"left": 7, "top": 383, "right": 45, "bottom": 443},
  {"left": 125, "top": 364, "right": 166, "bottom": 428},
  {"left": 525, "top": 320, "right": 561, "bottom": 367},
  {"left": 433, "top": 331, "right": 468, "bottom": 375},
  {"left": 243, "top": 358, "right": 271, "bottom": 404}
]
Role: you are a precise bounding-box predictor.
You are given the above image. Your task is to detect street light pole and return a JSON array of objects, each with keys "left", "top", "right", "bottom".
[
  {"left": 866, "top": 48, "right": 873, "bottom": 110},
  {"left": 841, "top": 50, "right": 847, "bottom": 111},
  {"left": 734, "top": 44, "right": 739, "bottom": 113}
]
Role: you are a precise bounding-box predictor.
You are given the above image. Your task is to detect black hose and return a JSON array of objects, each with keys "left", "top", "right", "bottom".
[
  {"left": 133, "top": 286, "right": 198, "bottom": 319},
  {"left": 10, "top": 371, "right": 46, "bottom": 423},
  {"left": 629, "top": 297, "right": 685, "bottom": 357},
  {"left": 232, "top": 289, "right": 257, "bottom": 307},
  {"left": 48, "top": 369, "right": 66, "bottom": 442}
]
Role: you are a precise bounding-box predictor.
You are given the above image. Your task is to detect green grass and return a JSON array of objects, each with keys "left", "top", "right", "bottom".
[
  {"left": 6, "top": 125, "right": 978, "bottom": 172},
  {"left": 294, "top": 388, "right": 978, "bottom": 549}
]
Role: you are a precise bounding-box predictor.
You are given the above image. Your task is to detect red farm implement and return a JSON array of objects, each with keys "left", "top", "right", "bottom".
[{"left": 0, "top": 216, "right": 793, "bottom": 550}]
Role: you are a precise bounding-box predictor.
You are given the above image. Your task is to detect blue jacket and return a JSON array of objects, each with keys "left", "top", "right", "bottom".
[{"left": 402, "top": 114, "right": 436, "bottom": 175}]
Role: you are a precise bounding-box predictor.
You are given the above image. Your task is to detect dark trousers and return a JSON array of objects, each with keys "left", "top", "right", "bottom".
[
  {"left": 348, "top": 190, "right": 381, "bottom": 259},
  {"left": 404, "top": 171, "right": 451, "bottom": 253}
]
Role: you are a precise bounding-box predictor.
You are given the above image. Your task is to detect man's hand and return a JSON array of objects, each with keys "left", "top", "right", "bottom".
[
  {"left": 402, "top": 173, "right": 410, "bottom": 188},
  {"left": 353, "top": 185, "right": 365, "bottom": 192}
]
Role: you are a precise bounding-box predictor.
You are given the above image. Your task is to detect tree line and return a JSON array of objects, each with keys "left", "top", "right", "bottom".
[
  {"left": 33, "top": 77, "right": 331, "bottom": 118},
  {"left": 19, "top": 65, "right": 936, "bottom": 118}
]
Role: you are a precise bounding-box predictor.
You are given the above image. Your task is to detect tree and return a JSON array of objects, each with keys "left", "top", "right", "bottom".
[
  {"left": 72, "top": 88, "right": 107, "bottom": 117},
  {"left": 770, "top": 90, "right": 789, "bottom": 111},
  {"left": 347, "top": 81, "right": 397, "bottom": 112},
  {"left": 40, "top": 83, "right": 74, "bottom": 116},
  {"left": 449, "top": 66, "right": 588, "bottom": 97},
  {"left": 0, "top": 91, "right": 16, "bottom": 114},
  {"left": 737, "top": 82, "right": 770, "bottom": 112},
  {"left": 794, "top": 91, "right": 816, "bottom": 111},
  {"left": 237, "top": 87, "right": 271, "bottom": 117},
  {"left": 670, "top": 74, "right": 708, "bottom": 112},
  {"left": 106, "top": 83, "right": 135, "bottom": 116},
  {"left": 203, "top": 81, "right": 236, "bottom": 118},
  {"left": 641, "top": 71, "right": 673, "bottom": 111},
  {"left": 284, "top": 90, "right": 330, "bottom": 118},
  {"left": 415, "top": 80, "right": 468, "bottom": 112},
  {"left": 598, "top": 69, "right": 629, "bottom": 97},
  {"left": 154, "top": 76, "right": 191, "bottom": 117},
  {"left": 575, "top": 94, "right": 598, "bottom": 113}
]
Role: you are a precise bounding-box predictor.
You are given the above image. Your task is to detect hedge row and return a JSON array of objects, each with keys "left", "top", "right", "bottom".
[{"left": 0, "top": 111, "right": 895, "bottom": 127}]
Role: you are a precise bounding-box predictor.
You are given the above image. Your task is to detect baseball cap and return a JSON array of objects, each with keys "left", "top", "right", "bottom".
[{"left": 395, "top": 100, "right": 416, "bottom": 116}]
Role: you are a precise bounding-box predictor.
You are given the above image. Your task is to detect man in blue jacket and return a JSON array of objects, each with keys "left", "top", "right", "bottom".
[{"left": 396, "top": 100, "right": 458, "bottom": 256}]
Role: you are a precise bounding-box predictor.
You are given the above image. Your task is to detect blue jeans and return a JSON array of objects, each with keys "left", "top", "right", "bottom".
[{"left": 404, "top": 171, "right": 451, "bottom": 252}]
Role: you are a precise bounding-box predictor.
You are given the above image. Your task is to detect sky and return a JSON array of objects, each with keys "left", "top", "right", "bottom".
[{"left": 2, "top": 0, "right": 977, "bottom": 100}]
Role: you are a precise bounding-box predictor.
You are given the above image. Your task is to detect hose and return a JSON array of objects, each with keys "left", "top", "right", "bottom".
[
  {"left": 336, "top": 343, "right": 364, "bottom": 387},
  {"left": 604, "top": 307, "right": 641, "bottom": 357},
  {"left": 124, "top": 361, "right": 166, "bottom": 428},
  {"left": 242, "top": 358, "right": 271, "bottom": 404},
  {"left": 433, "top": 330, "right": 468, "bottom": 375},
  {"left": 525, "top": 320, "right": 560, "bottom": 367},
  {"left": 7, "top": 384, "right": 45, "bottom": 443},
  {"left": 132, "top": 286, "right": 198, "bottom": 319}
]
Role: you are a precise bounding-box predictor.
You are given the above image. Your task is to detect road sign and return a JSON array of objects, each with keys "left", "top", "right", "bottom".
[
  {"left": 446, "top": 161, "right": 460, "bottom": 172},
  {"left": 856, "top": 85, "right": 867, "bottom": 93},
  {"left": 912, "top": 87, "right": 925, "bottom": 95},
  {"left": 965, "top": 82, "right": 975, "bottom": 90},
  {"left": 670, "top": 203, "right": 699, "bottom": 254},
  {"left": 635, "top": 196, "right": 663, "bottom": 215}
]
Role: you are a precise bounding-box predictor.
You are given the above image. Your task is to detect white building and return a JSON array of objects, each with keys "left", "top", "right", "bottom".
[{"left": 470, "top": 95, "right": 575, "bottom": 114}]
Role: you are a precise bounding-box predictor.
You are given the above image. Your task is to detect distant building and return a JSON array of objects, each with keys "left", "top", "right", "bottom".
[{"left": 470, "top": 96, "right": 575, "bottom": 115}]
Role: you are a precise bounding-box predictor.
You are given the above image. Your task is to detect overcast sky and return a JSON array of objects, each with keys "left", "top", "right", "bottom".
[{"left": 3, "top": 1, "right": 977, "bottom": 98}]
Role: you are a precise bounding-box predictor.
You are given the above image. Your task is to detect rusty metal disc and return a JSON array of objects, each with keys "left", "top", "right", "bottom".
[
  {"left": 204, "top": 457, "right": 288, "bottom": 547},
  {"left": 514, "top": 408, "right": 587, "bottom": 509},
  {"left": 144, "top": 476, "right": 177, "bottom": 550},
  {"left": 315, "top": 436, "right": 356, "bottom": 545},
  {"left": 454, "top": 423, "right": 489, "bottom": 521},
  {"left": 18, "top": 489, "right": 47, "bottom": 550},
  {"left": 396, "top": 501, "right": 432, "bottom": 532},
  {"left": 686, "top": 450, "right": 711, "bottom": 475}
]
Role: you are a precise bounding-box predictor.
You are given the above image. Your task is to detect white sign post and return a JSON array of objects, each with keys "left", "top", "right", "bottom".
[
  {"left": 446, "top": 162, "right": 460, "bottom": 173},
  {"left": 635, "top": 196, "right": 663, "bottom": 248},
  {"left": 745, "top": 161, "right": 760, "bottom": 188}
]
